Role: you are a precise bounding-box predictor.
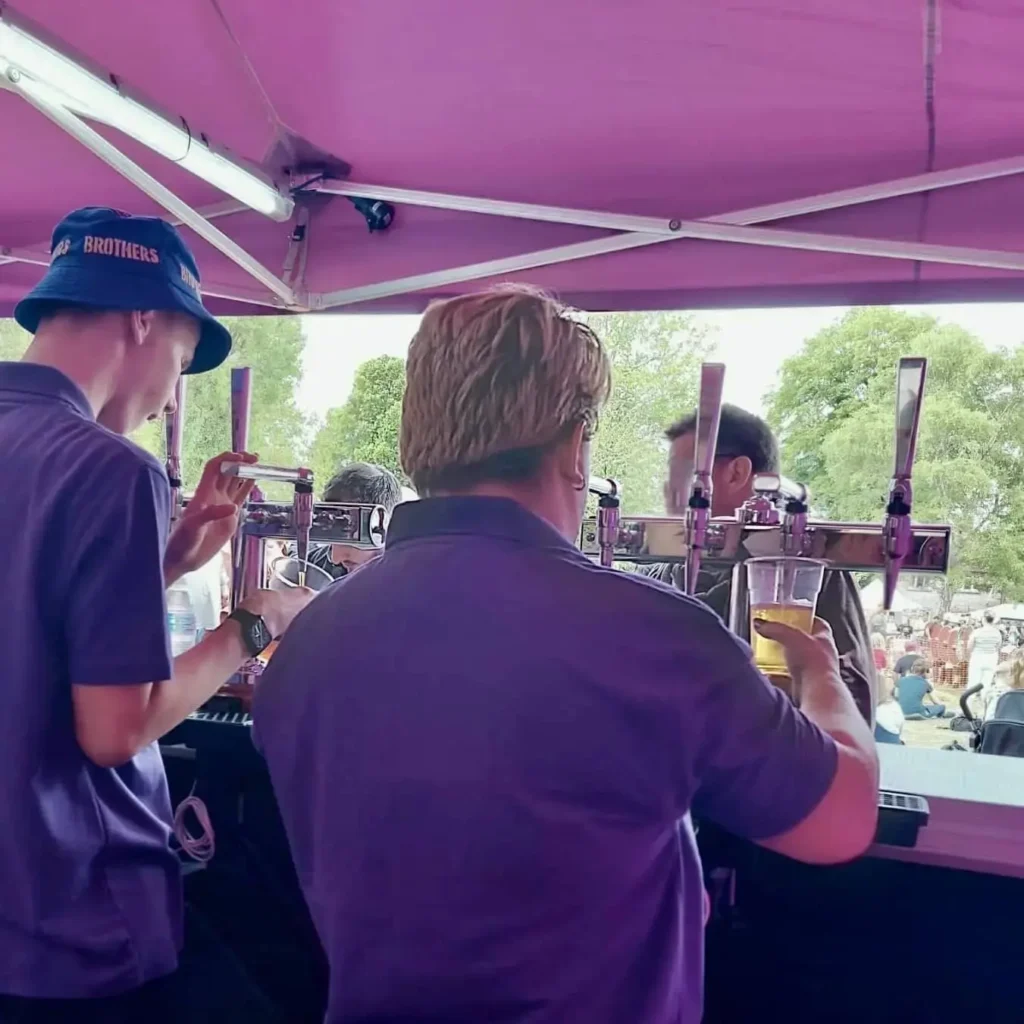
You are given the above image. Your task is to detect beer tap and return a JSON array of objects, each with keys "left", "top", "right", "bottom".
[
  {"left": 684, "top": 363, "right": 726, "bottom": 595},
  {"left": 164, "top": 377, "right": 186, "bottom": 524},
  {"left": 883, "top": 357, "right": 927, "bottom": 610},
  {"left": 588, "top": 476, "right": 621, "bottom": 568},
  {"left": 229, "top": 367, "right": 263, "bottom": 608},
  {"left": 230, "top": 368, "right": 263, "bottom": 503},
  {"left": 221, "top": 462, "right": 316, "bottom": 585}
]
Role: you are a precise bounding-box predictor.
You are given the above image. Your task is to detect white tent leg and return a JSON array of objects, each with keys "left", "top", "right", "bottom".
[{"left": 11, "top": 79, "right": 304, "bottom": 310}]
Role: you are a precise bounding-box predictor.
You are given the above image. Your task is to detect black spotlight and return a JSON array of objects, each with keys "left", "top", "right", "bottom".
[{"left": 348, "top": 196, "right": 395, "bottom": 233}]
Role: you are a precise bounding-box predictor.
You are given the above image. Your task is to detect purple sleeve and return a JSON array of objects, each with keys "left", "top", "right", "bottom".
[
  {"left": 66, "top": 464, "right": 173, "bottom": 686},
  {"left": 688, "top": 628, "right": 839, "bottom": 841}
]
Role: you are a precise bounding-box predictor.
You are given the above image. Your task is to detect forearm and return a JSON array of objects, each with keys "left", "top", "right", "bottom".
[
  {"left": 141, "top": 620, "right": 248, "bottom": 745},
  {"left": 801, "top": 675, "right": 877, "bottom": 764}
]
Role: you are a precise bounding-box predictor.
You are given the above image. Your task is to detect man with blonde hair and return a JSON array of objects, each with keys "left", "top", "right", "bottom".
[{"left": 253, "top": 285, "right": 878, "bottom": 1024}]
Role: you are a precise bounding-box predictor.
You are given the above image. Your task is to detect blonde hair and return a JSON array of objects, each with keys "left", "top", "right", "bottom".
[
  {"left": 400, "top": 285, "right": 611, "bottom": 493},
  {"left": 994, "top": 655, "right": 1024, "bottom": 691}
]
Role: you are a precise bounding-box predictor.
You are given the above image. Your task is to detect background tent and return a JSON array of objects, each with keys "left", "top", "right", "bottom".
[
  {"left": 4, "top": 1, "right": 1024, "bottom": 317},
  {"left": 858, "top": 578, "right": 924, "bottom": 615},
  {"left": 988, "top": 603, "right": 1024, "bottom": 621}
]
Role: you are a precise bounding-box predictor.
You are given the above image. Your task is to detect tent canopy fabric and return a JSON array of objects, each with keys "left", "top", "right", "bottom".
[{"left": 4, "top": 0, "right": 1024, "bottom": 317}]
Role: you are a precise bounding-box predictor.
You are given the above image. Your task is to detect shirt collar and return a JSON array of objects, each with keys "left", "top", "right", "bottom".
[
  {"left": 386, "top": 496, "right": 580, "bottom": 554},
  {"left": 0, "top": 362, "right": 94, "bottom": 420}
]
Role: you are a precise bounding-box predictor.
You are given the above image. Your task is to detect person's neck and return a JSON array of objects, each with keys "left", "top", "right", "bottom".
[
  {"left": 22, "top": 332, "right": 117, "bottom": 420},
  {"left": 436, "top": 481, "right": 577, "bottom": 542}
]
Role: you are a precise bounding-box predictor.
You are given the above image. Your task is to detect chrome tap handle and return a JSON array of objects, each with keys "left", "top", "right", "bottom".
[
  {"left": 587, "top": 476, "right": 619, "bottom": 499},
  {"left": 893, "top": 358, "right": 927, "bottom": 487},
  {"left": 751, "top": 473, "right": 808, "bottom": 506},
  {"left": 164, "top": 377, "right": 186, "bottom": 523},
  {"left": 684, "top": 363, "right": 726, "bottom": 594},
  {"left": 221, "top": 463, "right": 315, "bottom": 484},
  {"left": 883, "top": 357, "right": 928, "bottom": 609},
  {"left": 230, "top": 367, "right": 263, "bottom": 502}
]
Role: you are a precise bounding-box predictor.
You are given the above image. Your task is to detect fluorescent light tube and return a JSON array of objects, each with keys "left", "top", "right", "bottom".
[{"left": 0, "top": 19, "right": 293, "bottom": 220}]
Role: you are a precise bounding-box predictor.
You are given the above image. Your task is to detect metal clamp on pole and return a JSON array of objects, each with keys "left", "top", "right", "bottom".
[
  {"left": 883, "top": 357, "right": 927, "bottom": 610},
  {"left": 684, "top": 363, "right": 726, "bottom": 594},
  {"left": 588, "top": 477, "right": 621, "bottom": 568}
]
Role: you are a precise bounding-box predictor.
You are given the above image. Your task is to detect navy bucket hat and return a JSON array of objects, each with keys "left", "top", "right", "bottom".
[{"left": 14, "top": 207, "right": 232, "bottom": 375}]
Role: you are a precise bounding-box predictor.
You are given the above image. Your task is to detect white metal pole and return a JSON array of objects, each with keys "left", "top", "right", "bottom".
[
  {"left": 11, "top": 79, "right": 305, "bottom": 310},
  {"left": 314, "top": 225, "right": 1024, "bottom": 310},
  {"left": 313, "top": 233, "right": 665, "bottom": 309},
  {"left": 321, "top": 154, "right": 1024, "bottom": 235}
]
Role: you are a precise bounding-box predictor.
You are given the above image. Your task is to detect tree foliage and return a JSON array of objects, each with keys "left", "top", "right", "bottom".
[
  {"left": 585, "top": 312, "right": 715, "bottom": 514},
  {"left": 307, "top": 355, "right": 407, "bottom": 488},
  {"left": 0, "top": 319, "right": 29, "bottom": 360},
  {"left": 1, "top": 316, "right": 309, "bottom": 499},
  {"left": 766, "top": 309, "right": 1024, "bottom": 599}
]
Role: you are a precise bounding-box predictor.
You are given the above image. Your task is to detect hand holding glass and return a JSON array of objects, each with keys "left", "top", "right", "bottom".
[{"left": 747, "top": 557, "right": 826, "bottom": 682}]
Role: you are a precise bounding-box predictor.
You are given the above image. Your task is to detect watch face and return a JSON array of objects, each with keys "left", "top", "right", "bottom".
[{"left": 252, "top": 617, "right": 273, "bottom": 652}]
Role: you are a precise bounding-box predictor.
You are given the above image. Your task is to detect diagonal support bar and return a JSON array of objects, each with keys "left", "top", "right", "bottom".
[
  {"left": 313, "top": 156, "right": 1024, "bottom": 309},
  {"left": 11, "top": 77, "right": 305, "bottom": 310},
  {"left": 321, "top": 154, "right": 1024, "bottom": 236}
]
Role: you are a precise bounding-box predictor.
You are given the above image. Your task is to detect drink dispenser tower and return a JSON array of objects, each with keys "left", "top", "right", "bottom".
[{"left": 579, "top": 358, "right": 951, "bottom": 634}]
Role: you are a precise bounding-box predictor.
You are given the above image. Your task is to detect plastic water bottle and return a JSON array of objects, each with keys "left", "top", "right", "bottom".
[{"left": 167, "top": 579, "right": 198, "bottom": 657}]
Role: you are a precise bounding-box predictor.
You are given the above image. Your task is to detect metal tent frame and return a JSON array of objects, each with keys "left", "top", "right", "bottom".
[{"left": 5, "top": 15, "right": 1024, "bottom": 315}]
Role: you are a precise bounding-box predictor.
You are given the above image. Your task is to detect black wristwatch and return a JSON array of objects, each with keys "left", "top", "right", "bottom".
[{"left": 227, "top": 607, "right": 274, "bottom": 657}]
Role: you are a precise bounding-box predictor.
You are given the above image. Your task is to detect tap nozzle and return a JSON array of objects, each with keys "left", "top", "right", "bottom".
[
  {"left": 684, "top": 496, "right": 710, "bottom": 595},
  {"left": 592, "top": 479, "right": 621, "bottom": 568},
  {"left": 683, "top": 363, "right": 726, "bottom": 595},
  {"left": 293, "top": 477, "right": 314, "bottom": 585}
]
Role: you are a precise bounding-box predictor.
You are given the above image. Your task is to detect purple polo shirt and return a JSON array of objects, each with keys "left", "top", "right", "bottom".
[
  {"left": 0, "top": 363, "right": 180, "bottom": 998},
  {"left": 254, "top": 497, "right": 838, "bottom": 1023}
]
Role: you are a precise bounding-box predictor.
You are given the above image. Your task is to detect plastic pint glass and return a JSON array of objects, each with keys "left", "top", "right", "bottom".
[{"left": 747, "top": 557, "right": 826, "bottom": 683}]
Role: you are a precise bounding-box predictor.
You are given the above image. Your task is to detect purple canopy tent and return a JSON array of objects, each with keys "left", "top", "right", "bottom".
[{"left": 3, "top": 0, "right": 1024, "bottom": 317}]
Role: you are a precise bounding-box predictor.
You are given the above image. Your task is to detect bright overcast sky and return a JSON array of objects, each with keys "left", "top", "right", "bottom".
[{"left": 297, "top": 303, "right": 1024, "bottom": 420}]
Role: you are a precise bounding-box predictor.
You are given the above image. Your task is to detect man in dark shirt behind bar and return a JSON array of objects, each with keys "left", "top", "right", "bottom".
[
  {"left": 0, "top": 207, "right": 312, "bottom": 1023},
  {"left": 649, "top": 403, "right": 877, "bottom": 725},
  {"left": 254, "top": 285, "right": 879, "bottom": 1024}
]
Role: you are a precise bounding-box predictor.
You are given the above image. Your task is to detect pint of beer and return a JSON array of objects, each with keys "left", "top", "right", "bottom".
[{"left": 747, "top": 557, "right": 826, "bottom": 685}]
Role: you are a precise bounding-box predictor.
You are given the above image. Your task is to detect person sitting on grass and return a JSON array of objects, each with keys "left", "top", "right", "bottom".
[
  {"left": 874, "top": 677, "right": 905, "bottom": 744},
  {"left": 893, "top": 658, "right": 947, "bottom": 720}
]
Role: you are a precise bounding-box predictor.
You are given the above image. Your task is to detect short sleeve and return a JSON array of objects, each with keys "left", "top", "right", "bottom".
[
  {"left": 687, "top": 623, "right": 839, "bottom": 841},
  {"left": 65, "top": 463, "right": 173, "bottom": 686}
]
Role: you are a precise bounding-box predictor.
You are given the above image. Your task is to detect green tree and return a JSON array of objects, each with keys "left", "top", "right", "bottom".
[
  {"left": 168, "top": 317, "right": 309, "bottom": 491},
  {"left": 0, "top": 319, "right": 29, "bottom": 359},
  {"left": 766, "top": 310, "right": 1024, "bottom": 600},
  {"left": 308, "top": 355, "right": 406, "bottom": 489},
  {"left": 1, "top": 316, "right": 309, "bottom": 497},
  {"left": 585, "top": 312, "right": 715, "bottom": 514}
]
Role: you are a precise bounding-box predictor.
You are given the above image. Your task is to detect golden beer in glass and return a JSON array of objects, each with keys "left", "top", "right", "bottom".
[{"left": 746, "top": 557, "right": 826, "bottom": 685}]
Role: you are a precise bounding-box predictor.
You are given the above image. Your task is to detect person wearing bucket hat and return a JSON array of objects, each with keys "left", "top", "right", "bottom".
[
  {"left": 15, "top": 206, "right": 232, "bottom": 377},
  {"left": 0, "top": 207, "right": 314, "bottom": 1021}
]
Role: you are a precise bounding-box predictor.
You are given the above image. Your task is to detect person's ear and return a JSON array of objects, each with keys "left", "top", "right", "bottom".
[
  {"left": 727, "top": 455, "right": 754, "bottom": 491},
  {"left": 555, "top": 421, "right": 588, "bottom": 491},
  {"left": 128, "top": 310, "right": 158, "bottom": 348}
]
